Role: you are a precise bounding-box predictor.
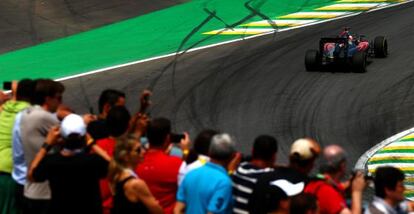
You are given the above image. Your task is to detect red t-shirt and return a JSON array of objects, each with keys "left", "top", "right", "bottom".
[
  {"left": 96, "top": 138, "right": 116, "bottom": 214},
  {"left": 136, "top": 149, "right": 183, "bottom": 214},
  {"left": 304, "top": 179, "right": 347, "bottom": 214}
]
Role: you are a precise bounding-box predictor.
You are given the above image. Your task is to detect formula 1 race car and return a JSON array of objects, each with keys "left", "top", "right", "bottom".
[{"left": 305, "top": 30, "right": 388, "bottom": 73}]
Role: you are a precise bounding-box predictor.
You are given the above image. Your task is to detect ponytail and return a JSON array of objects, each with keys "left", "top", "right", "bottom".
[{"left": 107, "top": 135, "right": 140, "bottom": 191}]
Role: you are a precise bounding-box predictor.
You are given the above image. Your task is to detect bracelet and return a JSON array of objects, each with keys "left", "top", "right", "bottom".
[
  {"left": 41, "top": 142, "right": 53, "bottom": 152},
  {"left": 87, "top": 138, "right": 95, "bottom": 146},
  {"left": 182, "top": 149, "right": 190, "bottom": 156}
]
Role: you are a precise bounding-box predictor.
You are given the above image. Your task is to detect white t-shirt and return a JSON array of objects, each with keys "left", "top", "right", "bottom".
[{"left": 178, "top": 155, "right": 210, "bottom": 185}]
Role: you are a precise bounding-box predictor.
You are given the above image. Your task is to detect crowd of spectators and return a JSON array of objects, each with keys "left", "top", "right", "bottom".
[{"left": 0, "top": 79, "right": 413, "bottom": 214}]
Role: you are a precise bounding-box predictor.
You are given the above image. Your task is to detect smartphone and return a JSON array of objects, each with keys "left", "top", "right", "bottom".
[
  {"left": 3, "top": 82, "right": 12, "bottom": 90},
  {"left": 170, "top": 133, "right": 185, "bottom": 143}
]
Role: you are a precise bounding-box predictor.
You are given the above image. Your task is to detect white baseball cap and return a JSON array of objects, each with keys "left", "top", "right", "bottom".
[
  {"left": 60, "top": 114, "right": 86, "bottom": 138},
  {"left": 290, "top": 138, "right": 321, "bottom": 160}
]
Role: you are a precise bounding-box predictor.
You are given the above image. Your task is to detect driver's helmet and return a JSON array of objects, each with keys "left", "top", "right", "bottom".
[
  {"left": 339, "top": 27, "right": 351, "bottom": 38},
  {"left": 339, "top": 27, "right": 354, "bottom": 44}
]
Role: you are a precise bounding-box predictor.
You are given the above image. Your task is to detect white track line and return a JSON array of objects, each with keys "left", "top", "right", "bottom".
[
  {"left": 355, "top": 125, "right": 414, "bottom": 171},
  {"left": 317, "top": 3, "right": 387, "bottom": 10},
  {"left": 204, "top": 28, "right": 276, "bottom": 35},
  {"left": 56, "top": 0, "right": 413, "bottom": 82},
  {"left": 240, "top": 19, "right": 317, "bottom": 27},
  {"left": 279, "top": 11, "right": 352, "bottom": 18},
  {"left": 339, "top": 0, "right": 401, "bottom": 2}
]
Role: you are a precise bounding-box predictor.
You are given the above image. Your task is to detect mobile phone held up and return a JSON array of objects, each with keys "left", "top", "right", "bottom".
[
  {"left": 3, "top": 81, "right": 12, "bottom": 90},
  {"left": 170, "top": 133, "right": 185, "bottom": 143}
]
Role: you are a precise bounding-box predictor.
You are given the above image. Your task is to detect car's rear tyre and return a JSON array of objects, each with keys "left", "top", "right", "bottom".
[
  {"left": 305, "top": 49, "right": 321, "bottom": 71},
  {"left": 352, "top": 51, "right": 367, "bottom": 73},
  {"left": 374, "top": 36, "right": 388, "bottom": 58}
]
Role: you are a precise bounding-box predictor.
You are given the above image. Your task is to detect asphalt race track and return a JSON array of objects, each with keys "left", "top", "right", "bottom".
[
  {"left": 61, "top": 2, "right": 414, "bottom": 166},
  {"left": 0, "top": 0, "right": 187, "bottom": 54}
]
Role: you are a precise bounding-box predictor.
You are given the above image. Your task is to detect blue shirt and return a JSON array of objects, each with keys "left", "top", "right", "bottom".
[
  {"left": 177, "top": 162, "right": 233, "bottom": 214},
  {"left": 11, "top": 111, "right": 27, "bottom": 185}
]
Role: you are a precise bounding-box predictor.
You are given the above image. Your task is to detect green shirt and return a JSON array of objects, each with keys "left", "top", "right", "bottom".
[{"left": 0, "top": 100, "right": 30, "bottom": 173}]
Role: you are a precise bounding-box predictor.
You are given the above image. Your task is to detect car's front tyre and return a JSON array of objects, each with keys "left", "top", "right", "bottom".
[{"left": 374, "top": 36, "right": 388, "bottom": 58}]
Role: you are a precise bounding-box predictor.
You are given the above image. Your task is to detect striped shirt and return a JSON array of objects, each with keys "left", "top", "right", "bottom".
[{"left": 231, "top": 162, "right": 274, "bottom": 214}]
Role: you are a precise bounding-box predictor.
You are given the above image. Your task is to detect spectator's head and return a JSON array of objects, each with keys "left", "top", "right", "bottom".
[
  {"left": 264, "top": 185, "right": 290, "bottom": 214},
  {"left": 114, "top": 135, "right": 145, "bottom": 167},
  {"left": 60, "top": 114, "right": 86, "bottom": 150},
  {"left": 289, "top": 138, "right": 321, "bottom": 175},
  {"left": 319, "top": 144, "right": 347, "bottom": 177},
  {"left": 252, "top": 135, "right": 278, "bottom": 166},
  {"left": 249, "top": 165, "right": 306, "bottom": 214},
  {"left": 147, "top": 117, "right": 171, "bottom": 149},
  {"left": 209, "top": 133, "right": 236, "bottom": 164},
  {"left": 106, "top": 106, "right": 131, "bottom": 137},
  {"left": 33, "top": 79, "right": 65, "bottom": 112},
  {"left": 186, "top": 129, "right": 219, "bottom": 164},
  {"left": 194, "top": 129, "right": 219, "bottom": 156},
  {"left": 98, "top": 89, "right": 125, "bottom": 117},
  {"left": 263, "top": 178, "right": 305, "bottom": 214},
  {"left": 16, "top": 79, "right": 36, "bottom": 103},
  {"left": 374, "top": 166, "right": 406, "bottom": 205},
  {"left": 108, "top": 135, "right": 145, "bottom": 185},
  {"left": 290, "top": 193, "right": 319, "bottom": 214}
]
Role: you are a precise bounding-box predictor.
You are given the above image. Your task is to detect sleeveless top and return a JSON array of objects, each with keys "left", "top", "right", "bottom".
[{"left": 112, "top": 176, "right": 149, "bottom": 214}]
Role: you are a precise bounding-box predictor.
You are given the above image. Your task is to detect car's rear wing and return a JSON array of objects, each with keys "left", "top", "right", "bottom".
[{"left": 319, "top": 37, "right": 348, "bottom": 52}]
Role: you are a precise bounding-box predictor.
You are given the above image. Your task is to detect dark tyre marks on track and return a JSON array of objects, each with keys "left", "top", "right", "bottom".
[
  {"left": 63, "top": 2, "right": 414, "bottom": 165},
  {"left": 0, "top": 0, "right": 187, "bottom": 54}
]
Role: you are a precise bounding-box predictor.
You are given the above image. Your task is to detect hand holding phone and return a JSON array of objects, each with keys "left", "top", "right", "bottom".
[
  {"left": 170, "top": 133, "right": 185, "bottom": 143},
  {"left": 139, "top": 89, "right": 152, "bottom": 114},
  {"left": 171, "top": 132, "right": 191, "bottom": 157},
  {"left": 3, "top": 82, "right": 12, "bottom": 90}
]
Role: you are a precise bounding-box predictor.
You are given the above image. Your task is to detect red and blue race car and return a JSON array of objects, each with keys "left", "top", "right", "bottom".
[{"left": 305, "top": 28, "right": 388, "bottom": 73}]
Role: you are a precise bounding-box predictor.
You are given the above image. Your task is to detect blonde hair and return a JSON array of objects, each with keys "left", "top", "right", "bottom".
[{"left": 107, "top": 135, "right": 139, "bottom": 190}]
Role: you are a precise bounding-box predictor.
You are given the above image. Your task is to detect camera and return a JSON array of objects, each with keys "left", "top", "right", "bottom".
[
  {"left": 3, "top": 82, "right": 12, "bottom": 90},
  {"left": 170, "top": 133, "right": 185, "bottom": 143}
]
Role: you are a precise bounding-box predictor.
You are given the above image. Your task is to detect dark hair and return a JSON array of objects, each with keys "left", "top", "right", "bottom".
[
  {"left": 16, "top": 79, "right": 36, "bottom": 103},
  {"left": 252, "top": 135, "right": 278, "bottom": 161},
  {"left": 264, "top": 186, "right": 288, "bottom": 213},
  {"left": 249, "top": 179, "right": 288, "bottom": 214},
  {"left": 374, "top": 166, "right": 405, "bottom": 198},
  {"left": 98, "top": 89, "right": 125, "bottom": 114},
  {"left": 186, "top": 129, "right": 219, "bottom": 164},
  {"left": 63, "top": 134, "right": 86, "bottom": 150},
  {"left": 289, "top": 155, "right": 315, "bottom": 168},
  {"left": 33, "top": 79, "right": 65, "bottom": 105},
  {"left": 290, "top": 193, "right": 318, "bottom": 214},
  {"left": 194, "top": 129, "right": 219, "bottom": 155},
  {"left": 106, "top": 106, "right": 131, "bottom": 137},
  {"left": 147, "top": 118, "right": 171, "bottom": 147}
]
